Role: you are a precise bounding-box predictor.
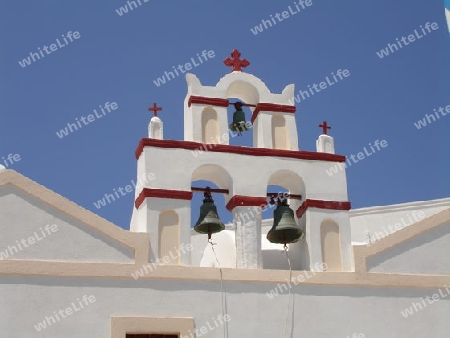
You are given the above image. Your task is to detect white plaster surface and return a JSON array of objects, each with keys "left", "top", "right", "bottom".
[
  {"left": 316, "top": 134, "right": 335, "bottom": 154},
  {"left": 136, "top": 146, "right": 348, "bottom": 200},
  {"left": 148, "top": 116, "right": 163, "bottom": 139},
  {"left": 1, "top": 276, "right": 449, "bottom": 337},
  {"left": 367, "top": 221, "right": 450, "bottom": 275},
  {"left": 0, "top": 185, "right": 133, "bottom": 262},
  {"left": 199, "top": 230, "right": 236, "bottom": 268},
  {"left": 132, "top": 198, "right": 191, "bottom": 265},
  {"left": 303, "top": 208, "right": 353, "bottom": 271},
  {"left": 350, "top": 197, "right": 450, "bottom": 244}
]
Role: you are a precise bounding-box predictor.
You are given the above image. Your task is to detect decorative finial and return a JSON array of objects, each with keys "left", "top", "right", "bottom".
[
  {"left": 147, "top": 103, "right": 162, "bottom": 118},
  {"left": 319, "top": 121, "right": 331, "bottom": 135},
  {"left": 223, "top": 49, "right": 250, "bottom": 72}
]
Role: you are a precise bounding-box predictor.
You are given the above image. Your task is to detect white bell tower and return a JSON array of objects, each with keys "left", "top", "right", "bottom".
[{"left": 130, "top": 49, "right": 353, "bottom": 272}]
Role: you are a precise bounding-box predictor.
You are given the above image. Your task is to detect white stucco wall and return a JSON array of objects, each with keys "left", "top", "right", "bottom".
[
  {"left": 367, "top": 221, "right": 450, "bottom": 275},
  {"left": 1, "top": 276, "right": 449, "bottom": 338},
  {"left": 0, "top": 185, "right": 133, "bottom": 262},
  {"left": 137, "top": 146, "right": 348, "bottom": 200},
  {"left": 350, "top": 197, "right": 450, "bottom": 244}
]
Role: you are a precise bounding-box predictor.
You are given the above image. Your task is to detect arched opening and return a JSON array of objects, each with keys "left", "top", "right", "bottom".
[
  {"left": 191, "top": 164, "right": 232, "bottom": 228},
  {"left": 262, "top": 184, "right": 290, "bottom": 270},
  {"left": 224, "top": 81, "right": 259, "bottom": 147},
  {"left": 226, "top": 97, "right": 253, "bottom": 147},
  {"left": 264, "top": 170, "right": 307, "bottom": 270},
  {"left": 201, "top": 108, "right": 219, "bottom": 144},
  {"left": 321, "top": 220, "right": 343, "bottom": 271},
  {"left": 158, "top": 210, "right": 180, "bottom": 265},
  {"left": 271, "top": 115, "right": 289, "bottom": 150}
]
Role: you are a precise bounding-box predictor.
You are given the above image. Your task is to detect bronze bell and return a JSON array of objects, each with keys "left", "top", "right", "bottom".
[
  {"left": 194, "top": 187, "right": 225, "bottom": 237},
  {"left": 229, "top": 102, "right": 250, "bottom": 135},
  {"left": 267, "top": 198, "right": 303, "bottom": 244}
]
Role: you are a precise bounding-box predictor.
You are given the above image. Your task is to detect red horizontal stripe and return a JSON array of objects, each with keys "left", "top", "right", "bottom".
[
  {"left": 188, "top": 96, "right": 229, "bottom": 107},
  {"left": 135, "top": 139, "right": 345, "bottom": 162},
  {"left": 226, "top": 195, "right": 268, "bottom": 211},
  {"left": 135, "top": 188, "right": 193, "bottom": 209},
  {"left": 296, "top": 199, "right": 351, "bottom": 218},
  {"left": 251, "top": 103, "right": 296, "bottom": 123}
]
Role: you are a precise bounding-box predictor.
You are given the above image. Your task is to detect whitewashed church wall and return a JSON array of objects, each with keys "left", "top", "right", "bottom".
[
  {"left": 367, "top": 221, "right": 450, "bottom": 275},
  {"left": 0, "top": 185, "right": 134, "bottom": 263},
  {"left": 350, "top": 197, "right": 450, "bottom": 244},
  {"left": 0, "top": 276, "right": 448, "bottom": 338}
]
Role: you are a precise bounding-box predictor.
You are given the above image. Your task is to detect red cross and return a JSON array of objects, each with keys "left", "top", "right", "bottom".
[
  {"left": 148, "top": 103, "right": 162, "bottom": 117},
  {"left": 319, "top": 121, "right": 331, "bottom": 134},
  {"left": 223, "top": 49, "right": 250, "bottom": 72}
]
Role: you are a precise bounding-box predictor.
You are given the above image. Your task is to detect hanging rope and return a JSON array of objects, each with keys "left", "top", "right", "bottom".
[
  {"left": 209, "top": 238, "right": 229, "bottom": 338},
  {"left": 283, "top": 244, "right": 294, "bottom": 338}
]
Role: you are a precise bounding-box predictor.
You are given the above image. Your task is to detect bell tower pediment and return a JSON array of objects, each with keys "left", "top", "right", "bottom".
[{"left": 183, "top": 50, "right": 299, "bottom": 150}]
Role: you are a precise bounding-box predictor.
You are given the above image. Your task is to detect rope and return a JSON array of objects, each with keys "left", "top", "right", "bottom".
[
  {"left": 209, "top": 239, "right": 228, "bottom": 338},
  {"left": 283, "top": 244, "right": 293, "bottom": 338}
]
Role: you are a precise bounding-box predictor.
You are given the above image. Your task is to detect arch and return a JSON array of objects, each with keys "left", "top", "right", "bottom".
[
  {"left": 267, "top": 170, "right": 305, "bottom": 196},
  {"left": 320, "top": 220, "right": 343, "bottom": 271},
  {"left": 271, "top": 115, "right": 289, "bottom": 150},
  {"left": 225, "top": 81, "right": 260, "bottom": 106},
  {"left": 201, "top": 108, "right": 219, "bottom": 143},
  {"left": 158, "top": 210, "right": 180, "bottom": 265},
  {"left": 216, "top": 72, "right": 270, "bottom": 105},
  {"left": 191, "top": 164, "right": 232, "bottom": 191}
]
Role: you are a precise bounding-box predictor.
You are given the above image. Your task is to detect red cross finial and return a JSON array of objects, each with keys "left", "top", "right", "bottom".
[
  {"left": 148, "top": 103, "right": 162, "bottom": 117},
  {"left": 223, "top": 49, "right": 250, "bottom": 72},
  {"left": 319, "top": 121, "right": 331, "bottom": 134}
]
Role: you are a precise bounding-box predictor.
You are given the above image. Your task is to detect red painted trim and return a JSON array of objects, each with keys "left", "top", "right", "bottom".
[
  {"left": 188, "top": 96, "right": 229, "bottom": 107},
  {"left": 296, "top": 199, "right": 351, "bottom": 219},
  {"left": 135, "top": 188, "right": 193, "bottom": 209},
  {"left": 226, "top": 195, "right": 268, "bottom": 212},
  {"left": 251, "top": 103, "right": 296, "bottom": 124},
  {"left": 135, "top": 139, "right": 346, "bottom": 163}
]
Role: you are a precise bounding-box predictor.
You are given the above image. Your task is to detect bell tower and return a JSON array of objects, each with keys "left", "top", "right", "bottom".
[{"left": 131, "top": 49, "right": 353, "bottom": 272}]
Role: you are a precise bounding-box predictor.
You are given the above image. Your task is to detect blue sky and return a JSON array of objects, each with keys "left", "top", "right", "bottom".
[{"left": 0, "top": 0, "right": 448, "bottom": 230}]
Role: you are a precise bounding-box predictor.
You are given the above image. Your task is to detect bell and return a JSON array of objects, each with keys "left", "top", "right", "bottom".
[
  {"left": 194, "top": 187, "right": 225, "bottom": 237},
  {"left": 229, "top": 102, "right": 250, "bottom": 134},
  {"left": 267, "top": 199, "right": 303, "bottom": 244}
]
